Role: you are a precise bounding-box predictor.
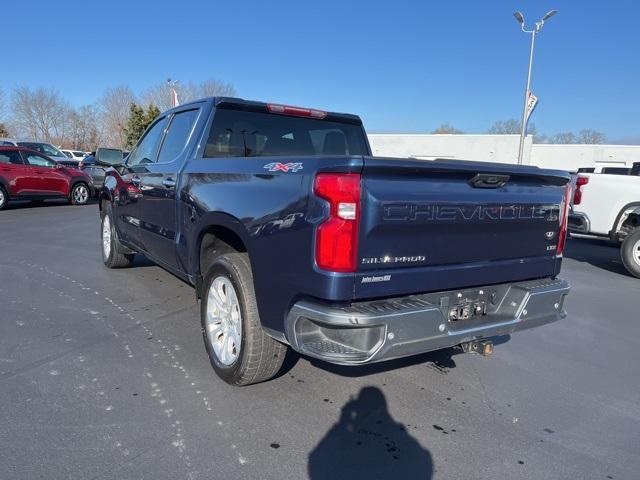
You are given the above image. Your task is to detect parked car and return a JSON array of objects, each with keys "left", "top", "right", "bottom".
[
  {"left": 60, "top": 149, "right": 88, "bottom": 161},
  {"left": 569, "top": 173, "right": 640, "bottom": 277},
  {"left": 0, "top": 137, "right": 18, "bottom": 146},
  {"left": 577, "top": 165, "right": 631, "bottom": 175},
  {"left": 16, "top": 141, "right": 71, "bottom": 164},
  {"left": 98, "top": 97, "right": 571, "bottom": 386},
  {"left": 0, "top": 146, "right": 93, "bottom": 209},
  {"left": 79, "top": 148, "right": 123, "bottom": 191}
]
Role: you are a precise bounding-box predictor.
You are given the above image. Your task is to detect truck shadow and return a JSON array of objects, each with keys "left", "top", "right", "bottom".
[
  {"left": 564, "top": 236, "right": 629, "bottom": 276},
  {"left": 290, "top": 335, "right": 511, "bottom": 379},
  {"left": 308, "top": 386, "right": 433, "bottom": 480}
]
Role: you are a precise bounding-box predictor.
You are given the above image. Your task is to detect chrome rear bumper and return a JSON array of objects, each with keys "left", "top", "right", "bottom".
[{"left": 285, "top": 278, "right": 570, "bottom": 365}]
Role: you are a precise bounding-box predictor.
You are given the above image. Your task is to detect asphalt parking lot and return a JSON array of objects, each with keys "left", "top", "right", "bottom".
[{"left": 1, "top": 201, "right": 639, "bottom": 480}]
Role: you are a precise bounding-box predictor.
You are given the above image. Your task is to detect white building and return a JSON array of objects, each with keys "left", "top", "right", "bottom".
[{"left": 367, "top": 133, "right": 640, "bottom": 171}]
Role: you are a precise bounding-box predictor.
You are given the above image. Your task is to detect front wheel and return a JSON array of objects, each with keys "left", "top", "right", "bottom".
[
  {"left": 201, "top": 252, "right": 287, "bottom": 386},
  {"left": 101, "top": 208, "right": 134, "bottom": 268},
  {"left": 621, "top": 228, "right": 640, "bottom": 278},
  {"left": 70, "top": 183, "right": 90, "bottom": 205}
]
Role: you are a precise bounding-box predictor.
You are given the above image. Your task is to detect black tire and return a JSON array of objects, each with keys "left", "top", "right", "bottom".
[
  {"left": 101, "top": 207, "right": 134, "bottom": 268},
  {"left": 70, "top": 182, "right": 90, "bottom": 205},
  {"left": 201, "top": 252, "right": 286, "bottom": 386},
  {"left": 0, "top": 185, "right": 7, "bottom": 210},
  {"left": 621, "top": 228, "right": 640, "bottom": 278}
]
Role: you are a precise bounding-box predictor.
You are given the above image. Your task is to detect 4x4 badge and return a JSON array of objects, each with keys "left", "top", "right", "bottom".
[{"left": 264, "top": 162, "right": 303, "bottom": 173}]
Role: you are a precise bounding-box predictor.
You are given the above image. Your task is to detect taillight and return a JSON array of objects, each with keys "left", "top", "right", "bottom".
[
  {"left": 314, "top": 173, "right": 361, "bottom": 272},
  {"left": 557, "top": 183, "right": 572, "bottom": 256},
  {"left": 267, "top": 103, "right": 327, "bottom": 119},
  {"left": 573, "top": 175, "right": 589, "bottom": 205}
]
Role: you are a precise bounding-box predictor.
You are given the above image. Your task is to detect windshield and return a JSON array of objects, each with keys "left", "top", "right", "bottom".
[{"left": 18, "top": 142, "right": 66, "bottom": 158}]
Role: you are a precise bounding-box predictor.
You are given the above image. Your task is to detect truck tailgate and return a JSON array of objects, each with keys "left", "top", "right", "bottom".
[{"left": 355, "top": 157, "right": 571, "bottom": 298}]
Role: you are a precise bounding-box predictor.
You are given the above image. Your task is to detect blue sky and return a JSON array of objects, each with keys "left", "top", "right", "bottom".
[{"left": 3, "top": 0, "right": 639, "bottom": 142}]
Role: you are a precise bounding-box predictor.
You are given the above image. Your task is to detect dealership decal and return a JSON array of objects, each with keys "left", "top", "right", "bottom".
[{"left": 361, "top": 274, "right": 392, "bottom": 284}]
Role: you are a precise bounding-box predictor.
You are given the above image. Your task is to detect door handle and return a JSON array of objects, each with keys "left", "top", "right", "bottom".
[{"left": 162, "top": 178, "right": 176, "bottom": 189}]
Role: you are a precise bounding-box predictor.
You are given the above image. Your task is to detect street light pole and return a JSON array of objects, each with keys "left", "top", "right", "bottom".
[{"left": 513, "top": 10, "right": 557, "bottom": 165}]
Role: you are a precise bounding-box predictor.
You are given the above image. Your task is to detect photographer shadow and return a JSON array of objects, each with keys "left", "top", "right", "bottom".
[{"left": 308, "top": 386, "right": 433, "bottom": 480}]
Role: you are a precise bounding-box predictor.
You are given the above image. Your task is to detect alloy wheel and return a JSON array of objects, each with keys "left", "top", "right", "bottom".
[
  {"left": 74, "top": 185, "right": 88, "bottom": 204},
  {"left": 633, "top": 239, "right": 640, "bottom": 267},
  {"left": 205, "top": 276, "right": 242, "bottom": 366},
  {"left": 102, "top": 215, "right": 111, "bottom": 259}
]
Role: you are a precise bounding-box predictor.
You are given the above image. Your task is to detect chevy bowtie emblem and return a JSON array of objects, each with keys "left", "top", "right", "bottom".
[{"left": 264, "top": 162, "right": 303, "bottom": 173}]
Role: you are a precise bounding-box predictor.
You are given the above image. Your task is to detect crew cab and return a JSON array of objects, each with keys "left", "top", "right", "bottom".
[
  {"left": 0, "top": 146, "right": 93, "bottom": 209},
  {"left": 98, "top": 97, "right": 571, "bottom": 385},
  {"left": 569, "top": 173, "right": 640, "bottom": 277}
]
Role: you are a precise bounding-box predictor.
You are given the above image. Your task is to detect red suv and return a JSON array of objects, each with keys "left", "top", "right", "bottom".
[{"left": 0, "top": 146, "right": 93, "bottom": 210}]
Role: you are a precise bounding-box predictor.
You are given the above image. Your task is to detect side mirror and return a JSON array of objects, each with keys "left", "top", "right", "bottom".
[{"left": 96, "top": 147, "right": 124, "bottom": 167}]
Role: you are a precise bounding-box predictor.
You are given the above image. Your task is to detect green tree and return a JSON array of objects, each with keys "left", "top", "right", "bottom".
[
  {"left": 123, "top": 103, "right": 162, "bottom": 149},
  {"left": 0, "top": 122, "right": 9, "bottom": 137},
  {"left": 123, "top": 103, "right": 147, "bottom": 148},
  {"left": 145, "top": 104, "right": 161, "bottom": 127}
]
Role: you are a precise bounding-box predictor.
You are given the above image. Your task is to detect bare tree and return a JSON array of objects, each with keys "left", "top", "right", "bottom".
[
  {"left": 11, "top": 87, "right": 71, "bottom": 142},
  {"left": 431, "top": 123, "right": 464, "bottom": 134},
  {"left": 0, "top": 87, "right": 6, "bottom": 120},
  {"left": 99, "top": 86, "right": 136, "bottom": 149},
  {"left": 65, "top": 105, "right": 102, "bottom": 150},
  {"left": 549, "top": 132, "right": 578, "bottom": 144},
  {"left": 142, "top": 78, "right": 236, "bottom": 112},
  {"left": 487, "top": 118, "right": 540, "bottom": 141},
  {"left": 0, "top": 87, "right": 9, "bottom": 137},
  {"left": 487, "top": 119, "right": 520, "bottom": 134},
  {"left": 576, "top": 129, "right": 606, "bottom": 144}
]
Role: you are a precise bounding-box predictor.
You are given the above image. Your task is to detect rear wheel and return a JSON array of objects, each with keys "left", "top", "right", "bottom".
[
  {"left": 70, "top": 183, "right": 89, "bottom": 205},
  {"left": 101, "top": 208, "right": 134, "bottom": 268},
  {"left": 0, "top": 186, "right": 7, "bottom": 210},
  {"left": 621, "top": 228, "right": 640, "bottom": 278},
  {"left": 201, "top": 252, "right": 287, "bottom": 386}
]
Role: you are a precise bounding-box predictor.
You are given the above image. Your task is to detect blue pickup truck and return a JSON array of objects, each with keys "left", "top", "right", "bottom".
[{"left": 98, "top": 97, "right": 571, "bottom": 385}]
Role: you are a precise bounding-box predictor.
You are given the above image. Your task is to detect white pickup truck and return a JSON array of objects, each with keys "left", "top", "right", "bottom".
[{"left": 569, "top": 172, "right": 640, "bottom": 277}]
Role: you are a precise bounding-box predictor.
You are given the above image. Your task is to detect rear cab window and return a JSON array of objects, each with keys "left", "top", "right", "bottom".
[{"left": 203, "top": 108, "right": 368, "bottom": 158}]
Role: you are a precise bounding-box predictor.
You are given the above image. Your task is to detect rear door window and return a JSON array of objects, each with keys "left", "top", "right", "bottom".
[
  {"left": 203, "top": 109, "right": 367, "bottom": 158},
  {"left": 157, "top": 109, "right": 199, "bottom": 163},
  {"left": 0, "top": 151, "right": 23, "bottom": 164}
]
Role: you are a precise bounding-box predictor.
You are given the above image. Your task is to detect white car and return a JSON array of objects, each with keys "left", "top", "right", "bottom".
[
  {"left": 569, "top": 172, "right": 640, "bottom": 277},
  {"left": 61, "top": 149, "right": 88, "bottom": 161}
]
